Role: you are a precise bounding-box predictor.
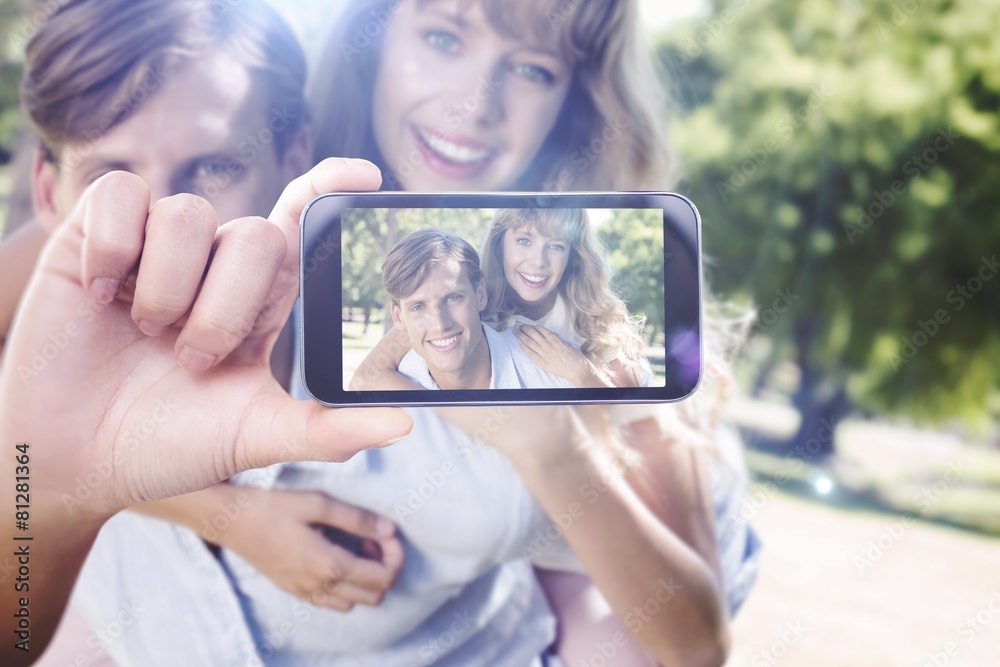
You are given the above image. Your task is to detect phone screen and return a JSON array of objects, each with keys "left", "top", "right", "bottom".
[{"left": 300, "top": 192, "right": 701, "bottom": 406}]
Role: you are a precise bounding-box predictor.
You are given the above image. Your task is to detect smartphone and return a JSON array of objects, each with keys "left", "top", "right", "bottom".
[{"left": 299, "top": 192, "right": 702, "bottom": 407}]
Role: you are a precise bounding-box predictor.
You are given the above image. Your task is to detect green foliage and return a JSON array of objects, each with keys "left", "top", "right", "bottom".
[
  {"left": 659, "top": 0, "right": 1000, "bottom": 426},
  {"left": 599, "top": 209, "right": 665, "bottom": 342},
  {"left": 340, "top": 208, "right": 494, "bottom": 321},
  {"left": 0, "top": 0, "right": 27, "bottom": 163}
]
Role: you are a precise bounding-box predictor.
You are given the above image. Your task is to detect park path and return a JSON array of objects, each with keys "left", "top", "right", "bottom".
[{"left": 725, "top": 488, "right": 1000, "bottom": 667}]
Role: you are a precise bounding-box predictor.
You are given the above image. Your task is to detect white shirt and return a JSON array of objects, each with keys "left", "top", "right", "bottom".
[
  {"left": 218, "top": 323, "right": 572, "bottom": 664},
  {"left": 397, "top": 323, "right": 574, "bottom": 391}
]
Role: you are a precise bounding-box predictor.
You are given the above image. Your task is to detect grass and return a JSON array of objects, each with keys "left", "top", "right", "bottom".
[{"left": 731, "top": 397, "right": 1000, "bottom": 538}]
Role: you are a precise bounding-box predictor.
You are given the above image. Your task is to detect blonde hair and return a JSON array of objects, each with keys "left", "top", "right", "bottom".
[
  {"left": 21, "top": 0, "right": 307, "bottom": 163},
  {"left": 480, "top": 208, "right": 645, "bottom": 364},
  {"left": 313, "top": 0, "right": 747, "bottom": 445},
  {"left": 309, "top": 0, "right": 676, "bottom": 190}
]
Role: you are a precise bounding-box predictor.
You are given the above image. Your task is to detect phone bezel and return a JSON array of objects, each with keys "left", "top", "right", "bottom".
[{"left": 299, "top": 191, "right": 703, "bottom": 407}]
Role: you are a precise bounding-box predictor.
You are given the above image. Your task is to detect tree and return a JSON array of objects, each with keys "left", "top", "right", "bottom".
[
  {"left": 600, "top": 209, "right": 665, "bottom": 344},
  {"left": 339, "top": 207, "right": 495, "bottom": 334},
  {"left": 658, "top": 0, "right": 1000, "bottom": 456}
]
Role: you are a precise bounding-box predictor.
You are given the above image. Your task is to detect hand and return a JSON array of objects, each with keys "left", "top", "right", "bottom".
[
  {"left": 436, "top": 404, "right": 608, "bottom": 470},
  {"left": 218, "top": 489, "right": 404, "bottom": 611},
  {"left": 514, "top": 324, "right": 612, "bottom": 387},
  {"left": 0, "top": 159, "right": 413, "bottom": 522}
]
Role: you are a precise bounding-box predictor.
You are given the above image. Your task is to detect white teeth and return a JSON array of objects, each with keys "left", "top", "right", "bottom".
[
  {"left": 418, "top": 128, "right": 491, "bottom": 164},
  {"left": 429, "top": 335, "right": 459, "bottom": 348},
  {"left": 520, "top": 273, "right": 547, "bottom": 284}
]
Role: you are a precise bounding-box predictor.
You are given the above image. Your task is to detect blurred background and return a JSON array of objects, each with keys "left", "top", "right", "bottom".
[{"left": 1, "top": 0, "right": 998, "bottom": 665}]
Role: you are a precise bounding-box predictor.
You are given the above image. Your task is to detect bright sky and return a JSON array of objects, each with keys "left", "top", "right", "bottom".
[
  {"left": 268, "top": 0, "right": 706, "bottom": 51},
  {"left": 638, "top": 0, "right": 706, "bottom": 31}
]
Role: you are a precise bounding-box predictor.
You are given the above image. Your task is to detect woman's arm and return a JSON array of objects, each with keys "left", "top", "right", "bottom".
[
  {"left": 604, "top": 358, "right": 644, "bottom": 388},
  {"left": 442, "top": 406, "right": 730, "bottom": 667},
  {"left": 348, "top": 325, "right": 421, "bottom": 391}
]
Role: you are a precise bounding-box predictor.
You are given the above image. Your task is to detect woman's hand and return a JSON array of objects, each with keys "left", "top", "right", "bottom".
[
  {"left": 514, "top": 324, "right": 614, "bottom": 388},
  {"left": 217, "top": 489, "right": 404, "bottom": 611}
]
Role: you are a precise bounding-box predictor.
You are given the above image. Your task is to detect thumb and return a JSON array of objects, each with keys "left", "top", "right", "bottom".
[{"left": 240, "top": 395, "right": 413, "bottom": 471}]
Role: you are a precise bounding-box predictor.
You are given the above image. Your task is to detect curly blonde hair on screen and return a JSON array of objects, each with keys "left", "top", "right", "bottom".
[{"left": 480, "top": 208, "right": 645, "bottom": 364}]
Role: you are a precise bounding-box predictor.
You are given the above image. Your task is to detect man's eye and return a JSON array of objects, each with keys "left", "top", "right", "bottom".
[
  {"left": 511, "top": 62, "right": 555, "bottom": 85},
  {"left": 194, "top": 160, "right": 234, "bottom": 180},
  {"left": 447, "top": 295, "right": 463, "bottom": 302},
  {"left": 410, "top": 304, "right": 425, "bottom": 312},
  {"left": 424, "top": 29, "right": 461, "bottom": 54}
]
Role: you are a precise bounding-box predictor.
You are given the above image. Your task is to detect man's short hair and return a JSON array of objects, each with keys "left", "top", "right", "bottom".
[
  {"left": 382, "top": 228, "right": 483, "bottom": 304},
  {"left": 20, "top": 0, "right": 307, "bottom": 163}
]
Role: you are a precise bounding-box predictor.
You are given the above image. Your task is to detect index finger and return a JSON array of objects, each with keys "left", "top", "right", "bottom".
[
  {"left": 257, "top": 158, "right": 383, "bottom": 333},
  {"left": 268, "top": 158, "right": 382, "bottom": 324}
]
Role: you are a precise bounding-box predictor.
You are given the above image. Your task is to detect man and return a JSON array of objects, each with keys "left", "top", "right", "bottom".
[
  {"left": 383, "top": 227, "right": 572, "bottom": 392},
  {"left": 0, "top": 1, "right": 408, "bottom": 663}
]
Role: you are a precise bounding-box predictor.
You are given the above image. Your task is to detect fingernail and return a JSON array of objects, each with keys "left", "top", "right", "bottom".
[
  {"left": 138, "top": 320, "right": 168, "bottom": 337},
  {"left": 179, "top": 346, "right": 217, "bottom": 372},
  {"left": 376, "top": 517, "right": 395, "bottom": 537},
  {"left": 91, "top": 278, "right": 120, "bottom": 304}
]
